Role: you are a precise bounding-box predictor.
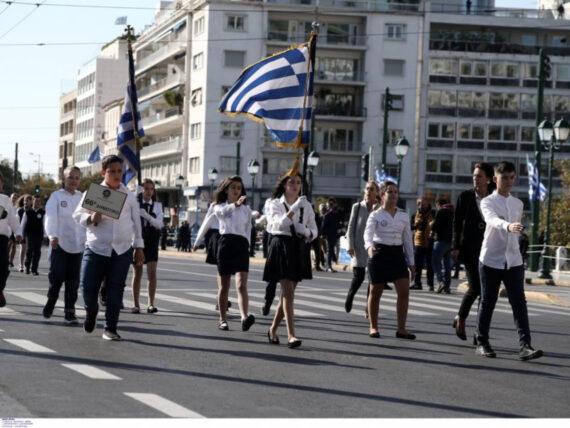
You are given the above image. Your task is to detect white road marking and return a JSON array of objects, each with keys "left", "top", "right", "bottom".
[
  {"left": 188, "top": 292, "right": 323, "bottom": 318},
  {"left": 124, "top": 393, "right": 204, "bottom": 418},
  {"left": 0, "top": 307, "right": 20, "bottom": 316},
  {"left": 153, "top": 292, "right": 240, "bottom": 314},
  {"left": 61, "top": 364, "right": 121, "bottom": 380},
  {"left": 7, "top": 291, "right": 86, "bottom": 316},
  {"left": 247, "top": 291, "right": 364, "bottom": 315},
  {"left": 3, "top": 339, "right": 56, "bottom": 353}
]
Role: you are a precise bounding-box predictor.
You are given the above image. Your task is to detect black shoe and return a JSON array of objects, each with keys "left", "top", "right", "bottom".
[
  {"left": 345, "top": 292, "right": 355, "bottom": 313},
  {"left": 396, "top": 331, "right": 416, "bottom": 340},
  {"left": 241, "top": 314, "right": 255, "bottom": 331},
  {"left": 383, "top": 284, "right": 392, "bottom": 290},
  {"left": 410, "top": 284, "right": 423, "bottom": 290},
  {"left": 436, "top": 283, "right": 445, "bottom": 294},
  {"left": 519, "top": 344, "right": 543, "bottom": 361},
  {"left": 369, "top": 331, "right": 380, "bottom": 338},
  {"left": 32, "top": 271, "right": 39, "bottom": 276},
  {"left": 287, "top": 339, "right": 302, "bottom": 348},
  {"left": 262, "top": 301, "right": 271, "bottom": 316},
  {"left": 267, "top": 330, "right": 280, "bottom": 345},
  {"left": 0, "top": 291, "right": 5, "bottom": 308},
  {"left": 147, "top": 306, "right": 158, "bottom": 314},
  {"left": 218, "top": 320, "right": 229, "bottom": 331},
  {"left": 428, "top": 286, "right": 434, "bottom": 292},
  {"left": 83, "top": 309, "right": 97, "bottom": 333},
  {"left": 64, "top": 312, "right": 79, "bottom": 325},
  {"left": 315, "top": 266, "right": 323, "bottom": 272},
  {"left": 476, "top": 343, "right": 496, "bottom": 358},
  {"left": 8, "top": 262, "right": 14, "bottom": 268},
  {"left": 443, "top": 288, "right": 451, "bottom": 295},
  {"left": 452, "top": 315, "right": 467, "bottom": 341},
  {"left": 25, "top": 269, "right": 30, "bottom": 275},
  {"left": 43, "top": 298, "right": 57, "bottom": 319}
]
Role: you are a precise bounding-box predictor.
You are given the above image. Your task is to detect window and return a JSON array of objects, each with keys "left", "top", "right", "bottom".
[
  {"left": 384, "top": 59, "right": 405, "bottom": 77},
  {"left": 316, "top": 160, "right": 358, "bottom": 177},
  {"left": 316, "top": 57, "right": 359, "bottom": 82},
  {"left": 491, "top": 62, "right": 519, "bottom": 78},
  {"left": 382, "top": 94, "right": 404, "bottom": 111},
  {"left": 456, "top": 156, "right": 480, "bottom": 175},
  {"left": 326, "top": 23, "right": 352, "bottom": 44},
  {"left": 193, "top": 53, "right": 203, "bottom": 70},
  {"left": 194, "top": 17, "right": 205, "bottom": 36},
  {"left": 428, "top": 90, "right": 456, "bottom": 107},
  {"left": 318, "top": 126, "right": 356, "bottom": 152},
  {"left": 189, "top": 157, "right": 200, "bottom": 174},
  {"left": 225, "top": 15, "right": 245, "bottom": 31},
  {"left": 221, "top": 122, "right": 243, "bottom": 139},
  {"left": 472, "top": 125, "right": 484, "bottom": 140},
  {"left": 220, "top": 156, "right": 239, "bottom": 172},
  {"left": 521, "top": 34, "right": 537, "bottom": 46},
  {"left": 523, "top": 63, "right": 538, "bottom": 79},
  {"left": 488, "top": 125, "right": 501, "bottom": 141},
  {"left": 191, "top": 88, "right": 203, "bottom": 106},
  {"left": 429, "top": 58, "right": 458, "bottom": 76},
  {"left": 224, "top": 50, "right": 245, "bottom": 68},
  {"left": 460, "top": 60, "right": 487, "bottom": 77},
  {"left": 427, "top": 123, "right": 454, "bottom": 139},
  {"left": 385, "top": 24, "right": 406, "bottom": 41},
  {"left": 190, "top": 122, "right": 201, "bottom": 139},
  {"left": 557, "top": 65, "right": 570, "bottom": 81},
  {"left": 426, "top": 155, "right": 453, "bottom": 174},
  {"left": 521, "top": 127, "right": 534, "bottom": 142}
]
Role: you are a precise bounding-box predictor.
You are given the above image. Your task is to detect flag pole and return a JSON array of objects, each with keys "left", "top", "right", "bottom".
[{"left": 125, "top": 25, "right": 142, "bottom": 186}]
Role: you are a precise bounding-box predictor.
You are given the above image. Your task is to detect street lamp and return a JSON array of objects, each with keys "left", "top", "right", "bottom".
[
  {"left": 394, "top": 137, "right": 410, "bottom": 188},
  {"left": 175, "top": 175, "right": 184, "bottom": 223},
  {"left": 307, "top": 150, "right": 320, "bottom": 200},
  {"left": 208, "top": 167, "right": 218, "bottom": 202},
  {"left": 247, "top": 159, "right": 260, "bottom": 209},
  {"left": 537, "top": 118, "right": 569, "bottom": 279}
]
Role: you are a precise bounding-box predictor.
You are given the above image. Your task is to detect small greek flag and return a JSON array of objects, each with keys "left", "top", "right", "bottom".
[
  {"left": 526, "top": 155, "right": 547, "bottom": 201},
  {"left": 87, "top": 145, "right": 100, "bottom": 164},
  {"left": 375, "top": 169, "right": 398, "bottom": 184},
  {"left": 114, "top": 16, "right": 127, "bottom": 25},
  {"left": 219, "top": 42, "right": 314, "bottom": 145},
  {"left": 117, "top": 42, "right": 144, "bottom": 185}
]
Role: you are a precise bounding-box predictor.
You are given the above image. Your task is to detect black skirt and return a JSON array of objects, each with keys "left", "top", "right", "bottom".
[
  {"left": 368, "top": 244, "right": 409, "bottom": 284},
  {"left": 263, "top": 235, "right": 312, "bottom": 283},
  {"left": 217, "top": 234, "right": 249, "bottom": 275},
  {"left": 142, "top": 231, "right": 160, "bottom": 264},
  {"left": 205, "top": 228, "right": 220, "bottom": 265}
]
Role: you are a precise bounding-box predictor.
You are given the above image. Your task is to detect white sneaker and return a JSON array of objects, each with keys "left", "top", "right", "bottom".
[{"left": 102, "top": 330, "right": 121, "bottom": 341}]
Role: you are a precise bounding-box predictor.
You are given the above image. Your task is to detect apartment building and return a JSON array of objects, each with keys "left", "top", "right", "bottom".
[
  {"left": 419, "top": 5, "right": 570, "bottom": 208},
  {"left": 58, "top": 89, "right": 77, "bottom": 178},
  {"left": 74, "top": 39, "right": 128, "bottom": 175}
]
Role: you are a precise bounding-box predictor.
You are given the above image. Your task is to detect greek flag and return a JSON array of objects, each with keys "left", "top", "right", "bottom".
[
  {"left": 116, "top": 43, "right": 144, "bottom": 185},
  {"left": 375, "top": 169, "right": 398, "bottom": 184},
  {"left": 219, "top": 43, "right": 314, "bottom": 145},
  {"left": 87, "top": 145, "right": 100, "bottom": 164},
  {"left": 526, "top": 155, "right": 547, "bottom": 201}
]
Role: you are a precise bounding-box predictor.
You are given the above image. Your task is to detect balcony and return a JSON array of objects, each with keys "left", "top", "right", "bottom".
[
  {"left": 430, "top": 3, "right": 558, "bottom": 19},
  {"left": 136, "top": 35, "right": 185, "bottom": 76},
  {"left": 265, "top": 0, "right": 421, "bottom": 13},
  {"left": 315, "top": 69, "right": 365, "bottom": 85},
  {"left": 140, "top": 136, "right": 182, "bottom": 161},
  {"left": 267, "top": 30, "right": 366, "bottom": 47},
  {"left": 138, "top": 74, "right": 185, "bottom": 101},
  {"left": 314, "top": 105, "right": 367, "bottom": 120},
  {"left": 141, "top": 107, "right": 183, "bottom": 136},
  {"left": 429, "top": 39, "right": 570, "bottom": 57}
]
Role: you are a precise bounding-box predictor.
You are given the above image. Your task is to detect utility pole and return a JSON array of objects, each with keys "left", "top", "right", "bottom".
[
  {"left": 381, "top": 87, "right": 393, "bottom": 173},
  {"left": 235, "top": 141, "right": 241, "bottom": 176},
  {"left": 61, "top": 140, "right": 68, "bottom": 183},
  {"left": 13, "top": 142, "right": 18, "bottom": 194},
  {"left": 530, "top": 49, "right": 550, "bottom": 272}
]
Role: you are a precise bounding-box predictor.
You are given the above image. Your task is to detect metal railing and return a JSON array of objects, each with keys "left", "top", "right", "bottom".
[
  {"left": 138, "top": 74, "right": 185, "bottom": 98},
  {"left": 314, "top": 105, "right": 367, "bottom": 117},
  {"left": 140, "top": 136, "right": 182, "bottom": 159},
  {"left": 431, "top": 3, "right": 561, "bottom": 19},
  {"left": 141, "top": 107, "right": 182, "bottom": 127},
  {"left": 136, "top": 35, "right": 185, "bottom": 73},
  {"left": 267, "top": 30, "right": 366, "bottom": 46}
]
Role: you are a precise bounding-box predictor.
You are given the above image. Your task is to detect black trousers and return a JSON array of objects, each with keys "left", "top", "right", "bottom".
[
  {"left": 25, "top": 235, "right": 43, "bottom": 273},
  {"left": 458, "top": 257, "right": 481, "bottom": 320},
  {"left": 413, "top": 245, "right": 434, "bottom": 288},
  {"left": 312, "top": 237, "right": 324, "bottom": 269},
  {"left": 476, "top": 264, "right": 531, "bottom": 347},
  {"left": 325, "top": 236, "right": 338, "bottom": 269},
  {"left": 47, "top": 247, "right": 82, "bottom": 313},
  {"left": 348, "top": 266, "right": 369, "bottom": 298},
  {"left": 0, "top": 235, "right": 10, "bottom": 292}
]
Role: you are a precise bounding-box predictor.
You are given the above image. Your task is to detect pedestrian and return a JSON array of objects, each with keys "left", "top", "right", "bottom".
[
  {"left": 410, "top": 197, "right": 435, "bottom": 291},
  {"left": 213, "top": 176, "right": 255, "bottom": 332},
  {"left": 73, "top": 155, "right": 145, "bottom": 341},
  {"left": 364, "top": 181, "right": 416, "bottom": 340},
  {"left": 451, "top": 162, "right": 494, "bottom": 341},
  {"left": 558, "top": 3, "right": 565, "bottom": 19},
  {"left": 131, "top": 178, "right": 163, "bottom": 314},
  {"left": 344, "top": 180, "right": 379, "bottom": 313},
  {"left": 17, "top": 195, "right": 46, "bottom": 276},
  {"left": 0, "top": 172, "right": 20, "bottom": 308},
  {"left": 311, "top": 204, "right": 325, "bottom": 271},
  {"left": 42, "top": 166, "right": 85, "bottom": 325},
  {"left": 8, "top": 193, "right": 18, "bottom": 268},
  {"left": 178, "top": 221, "right": 190, "bottom": 252},
  {"left": 263, "top": 173, "right": 317, "bottom": 348},
  {"left": 256, "top": 197, "right": 277, "bottom": 316},
  {"left": 475, "top": 161, "right": 543, "bottom": 361},
  {"left": 321, "top": 198, "right": 340, "bottom": 272},
  {"left": 160, "top": 225, "right": 168, "bottom": 251},
  {"left": 15, "top": 194, "right": 32, "bottom": 273},
  {"left": 431, "top": 195, "right": 454, "bottom": 294},
  {"left": 466, "top": 0, "right": 472, "bottom": 15}
]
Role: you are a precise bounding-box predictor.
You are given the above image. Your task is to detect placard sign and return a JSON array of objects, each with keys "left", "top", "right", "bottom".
[{"left": 82, "top": 183, "right": 127, "bottom": 220}]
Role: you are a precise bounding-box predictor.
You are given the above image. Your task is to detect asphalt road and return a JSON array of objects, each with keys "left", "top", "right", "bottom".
[{"left": 1, "top": 251, "right": 569, "bottom": 418}]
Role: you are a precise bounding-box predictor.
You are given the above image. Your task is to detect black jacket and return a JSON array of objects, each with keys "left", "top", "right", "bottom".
[
  {"left": 23, "top": 208, "right": 45, "bottom": 239},
  {"left": 453, "top": 190, "right": 486, "bottom": 262},
  {"left": 432, "top": 204, "right": 454, "bottom": 244}
]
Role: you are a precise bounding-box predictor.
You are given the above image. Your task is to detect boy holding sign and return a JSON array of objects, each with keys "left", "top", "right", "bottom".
[{"left": 73, "top": 155, "right": 144, "bottom": 340}]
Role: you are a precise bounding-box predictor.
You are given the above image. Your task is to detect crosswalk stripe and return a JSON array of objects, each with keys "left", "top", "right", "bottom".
[
  {"left": 153, "top": 292, "right": 241, "bottom": 314},
  {"left": 3, "top": 339, "right": 56, "bottom": 353},
  {"left": 187, "top": 292, "right": 323, "bottom": 318},
  {"left": 61, "top": 364, "right": 122, "bottom": 380},
  {"left": 122, "top": 297, "right": 190, "bottom": 318},
  {"left": 0, "top": 307, "right": 20, "bottom": 316},
  {"left": 124, "top": 393, "right": 204, "bottom": 418},
  {"left": 299, "top": 292, "right": 437, "bottom": 316},
  {"left": 7, "top": 291, "right": 86, "bottom": 316}
]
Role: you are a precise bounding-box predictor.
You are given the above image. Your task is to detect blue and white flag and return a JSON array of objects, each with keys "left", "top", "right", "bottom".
[
  {"left": 219, "top": 42, "right": 314, "bottom": 146},
  {"left": 526, "top": 155, "right": 547, "bottom": 201},
  {"left": 114, "top": 16, "right": 127, "bottom": 25},
  {"left": 375, "top": 169, "right": 398, "bottom": 184},
  {"left": 87, "top": 145, "right": 100, "bottom": 164},
  {"left": 117, "top": 43, "right": 145, "bottom": 185}
]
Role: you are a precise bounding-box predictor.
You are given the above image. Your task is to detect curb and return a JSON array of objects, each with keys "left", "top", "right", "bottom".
[
  {"left": 525, "top": 278, "right": 570, "bottom": 287},
  {"left": 457, "top": 282, "right": 570, "bottom": 308}
]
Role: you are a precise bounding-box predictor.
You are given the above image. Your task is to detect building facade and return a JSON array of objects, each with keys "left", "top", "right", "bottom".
[{"left": 58, "top": 89, "right": 77, "bottom": 180}]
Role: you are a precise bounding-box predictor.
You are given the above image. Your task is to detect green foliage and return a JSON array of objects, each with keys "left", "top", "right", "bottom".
[
  {"left": 540, "top": 159, "right": 570, "bottom": 247},
  {"left": 163, "top": 90, "right": 184, "bottom": 109},
  {"left": 19, "top": 175, "right": 58, "bottom": 202},
  {"left": 79, "top": 173, "right": 102, "bottom": 192},
  {"left": 0, "top": 160, "right": 22, "bottom": 194}
]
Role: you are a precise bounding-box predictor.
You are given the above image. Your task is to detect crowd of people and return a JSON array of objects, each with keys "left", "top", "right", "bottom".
[{"left": 0, "top": 156, "right": 543, "bottom": 360}]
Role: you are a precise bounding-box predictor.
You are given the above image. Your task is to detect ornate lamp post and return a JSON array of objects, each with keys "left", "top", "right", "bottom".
[
  {"left": 537, "top": 118, "right": 569, "bottom": 279},
  {"left": 247, "top": 159, "right": 260, "bottom": 209},
  {"left": 394, "top": 137, "right": 410, "bottom": 188},
  {"left": 175, "top": 175, "right": 184, "bottom": 223},
  {"left": 207, "top": 167, "right": 218, "bottom": 202},
  {"left": 307, "top": 150, "right": 320, "bottom": 200}
]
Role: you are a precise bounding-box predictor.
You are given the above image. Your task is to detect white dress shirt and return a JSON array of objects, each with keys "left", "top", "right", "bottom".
[
  {"left": 265, "top": 196, "right": 318, "bottom": 242},
  {"left": 479, "top": 191, "right": 523, "bottom": 269},
  {"left": 73, "top": 182, "right": 144, "bottom": 257},
  {"left": 194, "top": 203, "right": 219, "bottom": 246},
  {"left": 44, "top": 188, "right": 86, "bottom": 254},
  {"left": 0, "top": 194, "right": 19, "bottom": 238},
  {"left": 364, "top": 208, "right": 414, "bottom": 266},
  {"left": 214, "top": 202, "right": 252, "bottom": 243},
  {"left": 139, "top": 198, "right": 164, "bottom": 230}
]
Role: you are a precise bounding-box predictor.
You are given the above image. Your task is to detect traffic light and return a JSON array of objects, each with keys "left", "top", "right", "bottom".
[
  {"left": 34, "top": 184, "right": 40, "bottom": 195},
  {"left": 385, "top": 90, "right": 393, "bottom": 111},
  {"left": 361, "top": 154, "right": 369, "bottom": 182},
  {"left": 541, "top": 52, "right": 551, "bottom": 80}
]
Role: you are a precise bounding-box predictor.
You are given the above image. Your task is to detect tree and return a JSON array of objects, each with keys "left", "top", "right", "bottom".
[
  {"left": 79, "top": 173, "right": 102, "bottom": 192},
  {"left": 540, "top": 159, "right": 570, "bottom": 246},
  {"left": 18, "top": 175, "right": 58, "bottom": 201},
  {"left": 0, "top": 159, "right": 23, "bottom": 194}
]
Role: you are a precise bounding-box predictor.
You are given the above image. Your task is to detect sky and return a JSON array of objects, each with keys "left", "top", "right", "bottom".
[{"left": 0, "top": 0, "right": 541, "bottom": 179}]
